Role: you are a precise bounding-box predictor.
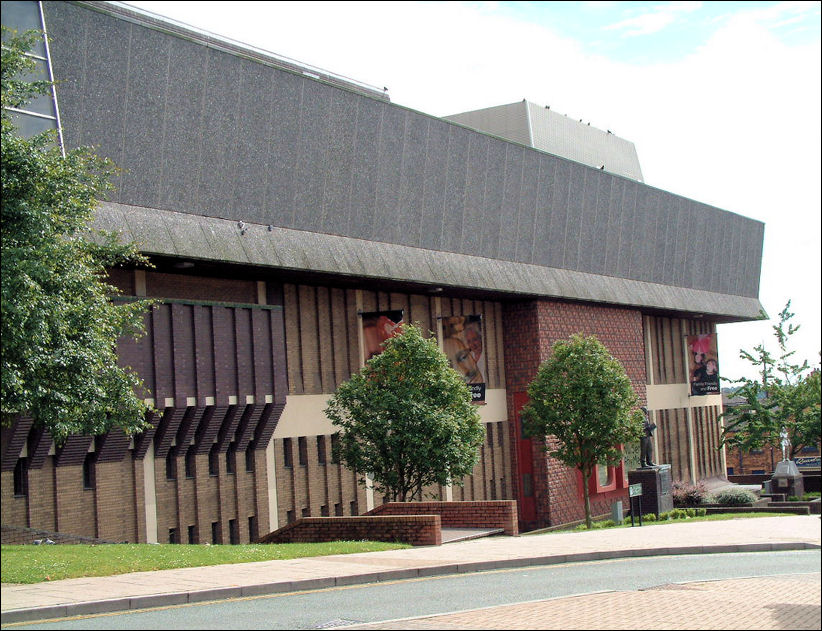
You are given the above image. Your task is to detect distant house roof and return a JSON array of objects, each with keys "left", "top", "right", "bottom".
[{"left": 444, "top": 100, "right": 644, "bottom": 182}]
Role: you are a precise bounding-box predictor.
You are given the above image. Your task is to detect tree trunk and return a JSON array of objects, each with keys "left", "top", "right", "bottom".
[{"left": 582, "top": 464, "right": 593, "bottom": 529}]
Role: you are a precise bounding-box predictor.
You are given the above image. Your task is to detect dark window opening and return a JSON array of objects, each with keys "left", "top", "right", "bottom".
[
  {"left": 316, "top": 436, "right": 326, "bottom": 464},
  {"left": 245, "top": 442, "right": 255, "bottom": 472},
  {"left": 298, "top": 437, "right": 308, "bottom": 466},
  {"left": 229, "top": 519, "right": 239, "bottom": 545},
  {"left": 208, "top": 445, "right": 219, "bottom": 476},
  {"left": 188, "top": 525, "right": 196, "bottom": 544},
  {"left": 166, "top": 447, "right": 177, "bottom": 480},
  {"left": 349, "top": 500, "right": 358, "bottom": 516},
  {"left": 248, "top": 516, "right": 258, "bottom": 542},
  {"left": 83, "top": 452, "right": 96, "bottom": 490},
  {"left": 330, "top": 434, "right": 340, "bottom": 464},
  {"left": 226, "top": 444, "right": 236, "bottom": 474},
  {"left": 301, "top": 506, "right": 310, "bottom": 517},
  {"left": 334, "top": 503, "right": 343, "bottom": 516},
  {"left": 320, "top": 504, "right": 329, "bottom": 516},
  {"left": 286, "top": 510, "right": 295, "bottom": 524},
  {"left": 185, "top": 449, "right": 195, "bottom": 478},
  {"left": 13, "top": 457, "right": 28, "bottom": 497},
  {"left": 211, "top": 521, "right": 221, "bottom": 544},
  {"left": 283, "top": 438, "right": 293, "bottom": 468},
  {"left": 169, "top": 528, "right": 178, "bottom": 544}
]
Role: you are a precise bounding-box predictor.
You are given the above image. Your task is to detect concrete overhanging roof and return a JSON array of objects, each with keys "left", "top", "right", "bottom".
[{"left": 94, "top": 201, "right": 764, "bottom": 322}]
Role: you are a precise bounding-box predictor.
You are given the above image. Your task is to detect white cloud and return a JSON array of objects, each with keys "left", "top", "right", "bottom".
[{"left": 602, "top": 1, "right": 703, "bottom": 37}]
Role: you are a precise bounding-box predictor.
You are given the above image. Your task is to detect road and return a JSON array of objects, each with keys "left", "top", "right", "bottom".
[{"left": 4, "top": 550, "right": 819, "bottom": 630}]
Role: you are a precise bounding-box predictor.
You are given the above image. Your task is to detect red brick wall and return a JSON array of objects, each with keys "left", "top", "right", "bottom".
[
  {"left": 258, "top": 515, "right": 441, "bottom": 546},
  {"left": 503, "top": 299, "right": 647, "bottom": 529},
  {"left": 367, "top": 501, "right": 518, "bottom": 536}
]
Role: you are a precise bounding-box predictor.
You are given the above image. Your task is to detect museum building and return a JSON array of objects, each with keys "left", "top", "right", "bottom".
[{"left": 1, "top": 1, "right": 766, "bottom": 541}]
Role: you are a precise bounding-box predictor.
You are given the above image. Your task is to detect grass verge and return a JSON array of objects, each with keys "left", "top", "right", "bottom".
[
  {"left": 1, "top": 540, "right": 410, "bottom": 584},
  {"left": 525, "top": 511, "right": 799, "bottom": 535}
]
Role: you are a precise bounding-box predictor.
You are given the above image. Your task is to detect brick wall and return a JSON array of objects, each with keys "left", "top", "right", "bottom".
[
  {"left": 503, "top": 299, "right": 646, "bottom": 529},
  {"left": 367, "top": 501, "right": 518, "bottom": 535},
  {"left": 257, "top": 515, "right": 441, "bottom": 546}
]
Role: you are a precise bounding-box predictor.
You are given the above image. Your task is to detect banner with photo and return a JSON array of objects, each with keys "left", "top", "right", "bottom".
[
  {"left": 686, "top": 333, "right": 720, "bottom": 396},
  {"left": 361, "top": 310, "right": 404, "bottom": 361},
  {"left": 441, "top": 315, "right": 486, "bottom": 402}
]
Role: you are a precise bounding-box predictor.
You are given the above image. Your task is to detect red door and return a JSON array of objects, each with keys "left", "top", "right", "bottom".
[{"left": 513, "top": 392, "right": 536, "bottom": 523}]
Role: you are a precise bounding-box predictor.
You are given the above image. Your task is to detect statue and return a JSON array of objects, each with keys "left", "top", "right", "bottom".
[
  {"left": 780, "top": 426, "right": 790, "bottom": 462},
  {"left": 639, "top": 407, "right": 657, "bottom": 468}
]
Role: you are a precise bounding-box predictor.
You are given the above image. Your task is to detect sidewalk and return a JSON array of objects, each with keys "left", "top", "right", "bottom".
[{"left": 2, "top": 516, "right": 820, "bottom": 625}]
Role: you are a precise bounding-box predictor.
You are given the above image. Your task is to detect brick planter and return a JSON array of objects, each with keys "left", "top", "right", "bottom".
[{"left": 257, "top": 515, "right": 441, "bottom": 546}]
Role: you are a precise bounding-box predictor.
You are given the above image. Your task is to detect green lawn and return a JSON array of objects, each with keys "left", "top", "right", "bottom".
[
  {"left": 525, "top": 511, "right": 799, "bottom": 535},
  {"left": 1, "top": 540, "right": 410, "bottom": 585}
]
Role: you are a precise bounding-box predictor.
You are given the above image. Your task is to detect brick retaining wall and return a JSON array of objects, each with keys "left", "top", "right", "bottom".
[
  {"left": 367, "top": 501, "right": 518, "bottom": 536},
  {"left": 256, "top": 515, "right": 441, "bottom": 546}
]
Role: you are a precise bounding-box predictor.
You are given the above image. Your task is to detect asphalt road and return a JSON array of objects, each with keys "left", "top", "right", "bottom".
[{"left": 6, "top": 550, "right": 819, "bottom": 630}]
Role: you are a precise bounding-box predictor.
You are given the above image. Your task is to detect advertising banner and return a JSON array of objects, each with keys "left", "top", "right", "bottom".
[
  {"left": 441, "top": 315, "right": 486, "bottom": 402},
  {"left": 361, "top": 310, "right": 404, "bottom": 361},
  {"left": 686, "top": 333, "right": 720, "bottom": 396}
]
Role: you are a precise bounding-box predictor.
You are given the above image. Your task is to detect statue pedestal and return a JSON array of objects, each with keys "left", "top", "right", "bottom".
[
  {"left": 628, "top": 464, "right": 673, "bottom": 516},
  {"left": 771, "top": 460, "right": 804, "bottom": 498}
]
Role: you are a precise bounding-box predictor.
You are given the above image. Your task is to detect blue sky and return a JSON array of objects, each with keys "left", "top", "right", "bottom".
[
  {"left": 497, "top": 1, "right": 820, "bottom": 63},
  {"left": 125, "top": 1, "right": 821, "bottom": 381}
]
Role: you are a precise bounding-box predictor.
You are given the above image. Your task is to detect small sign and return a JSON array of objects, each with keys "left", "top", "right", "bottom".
[{"left": 629, "top": 483, "right": 643, "bottom": 497}]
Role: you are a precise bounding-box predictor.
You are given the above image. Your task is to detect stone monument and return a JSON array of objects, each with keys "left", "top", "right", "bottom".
[
  {"left": 770, "top": 426, "right": 804, "bottom": 498},
  {"left": 627, "top": 407, "right": 673, "bottom": 516}
]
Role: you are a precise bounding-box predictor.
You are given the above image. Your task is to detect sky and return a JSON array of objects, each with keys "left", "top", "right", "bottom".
[{"left": 124, "top": 0, "right": 821, "bottom": 383}]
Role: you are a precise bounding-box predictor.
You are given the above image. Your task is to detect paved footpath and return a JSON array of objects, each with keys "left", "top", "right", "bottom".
[{"left": 1, "top": 516, "right": 820, "bottom": 627}]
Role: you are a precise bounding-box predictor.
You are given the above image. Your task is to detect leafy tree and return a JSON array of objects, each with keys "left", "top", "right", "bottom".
[
  {"left": 721, "top": 302, "right": 821, "bottom": 460},
  {"left": 521, "top": 333, "right": 644, "bottom": 528},
  {"left": 1, "top": 29, "right": 152, "bottom": 442},
  {"left": 325, "top": 324, "right": 485, "bottom": 502}
]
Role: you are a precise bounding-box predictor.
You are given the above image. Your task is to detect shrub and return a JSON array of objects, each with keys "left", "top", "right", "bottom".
[
  {"left": 672, "top": 480, "right": 710, "bottom": 507},
  {"left": 713, "top": 487, "right": 757, "bottom": 506},
  {"left": 696, "top": 508, "right": 706, "bottom": 516},
  {"left": 642, "top": 513, "right": 657, "bottom": 522}
]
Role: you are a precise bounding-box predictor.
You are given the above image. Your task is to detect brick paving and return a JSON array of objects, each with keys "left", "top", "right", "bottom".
[{"left": 344, "top": 574, "right": 821, "bottom": 630}]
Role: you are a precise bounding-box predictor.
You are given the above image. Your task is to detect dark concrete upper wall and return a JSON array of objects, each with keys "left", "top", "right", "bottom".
[{"left": 41, "top": 1, "right": 764, "bottom": 300}]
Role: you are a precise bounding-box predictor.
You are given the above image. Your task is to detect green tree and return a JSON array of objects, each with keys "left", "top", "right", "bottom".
[
  {"left": 521, "top": 333, "right": 644, "bottom": 528},
  {"left": 1, "top": 29, "right": 152, "bottom": 442},
  {"left": 721, "top": 302, "right": 821, "bottom": 460},
  {"left": 325, "top": 324, "right": 485, "bottom": 502}
]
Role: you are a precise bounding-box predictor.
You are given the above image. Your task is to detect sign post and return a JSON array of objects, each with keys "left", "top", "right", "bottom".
[{"left": 629, "top": 483, "right": 643, "bottom": 527}]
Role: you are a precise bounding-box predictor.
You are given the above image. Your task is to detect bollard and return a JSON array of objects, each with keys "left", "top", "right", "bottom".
[{"left": 611, "top": 501, "right": 623, "bottom": 524}]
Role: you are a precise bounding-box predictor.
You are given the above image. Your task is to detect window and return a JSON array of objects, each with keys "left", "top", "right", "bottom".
[
  {"left": 283, "top": 438, "right": 293, "bottom": 468},
  {"left": 187, "top": 525, "right": 196, "bottom": 544},
  {"left": 229, "top": 519, "right": 239, "bottom": 545},
  {"left": 301, "top": 507, "right": 310, "bottom": 517},
  {"left": 334, "top": 503, "right": 343, "bottom": 516},
  {"left": 208, "top": 445, "right": 219, "bottom": 476},
  {"left": 248, "top": 516, "right": 258, "bottom": 542},
  {"left": 226, "top": 445, "right": 236, "bottom": 474},
  {"left": 83, "top": 453, "right": 96, "bottom": 490},
  {"left": 298, "top": 437, "right": 308, "bottom": 466},
  {"left": 245, "top": 442, "right": 255, "bottom": 472},
  {"left": 185, "top": 449, "right": 195, "bottom": 478},
  {"left": 286, "top": 510, "right": 295, "bottom": 524},
  {"left": 211, "top": 521, "right": 221, "bottom": 544},
  {"left": 349, "top": 500, "right": 358, "bottom": 516},
  {"left": 317, "top": 436, "right": 326, "bottom": 464},
  {"left": 330, "top": 434, "right": 340, "bottom": 464},
  {"left": 13, "top": 458, "right": 28, "bottom": 497},
  {"left": 320, "top": 504, "right": 329, "bottom": 516},
  {"left": 166, "top": 447, "right": 177, "bottom": 480},
  {"left": 169, "top": 528, "right": 178, "bottom": 544}
]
